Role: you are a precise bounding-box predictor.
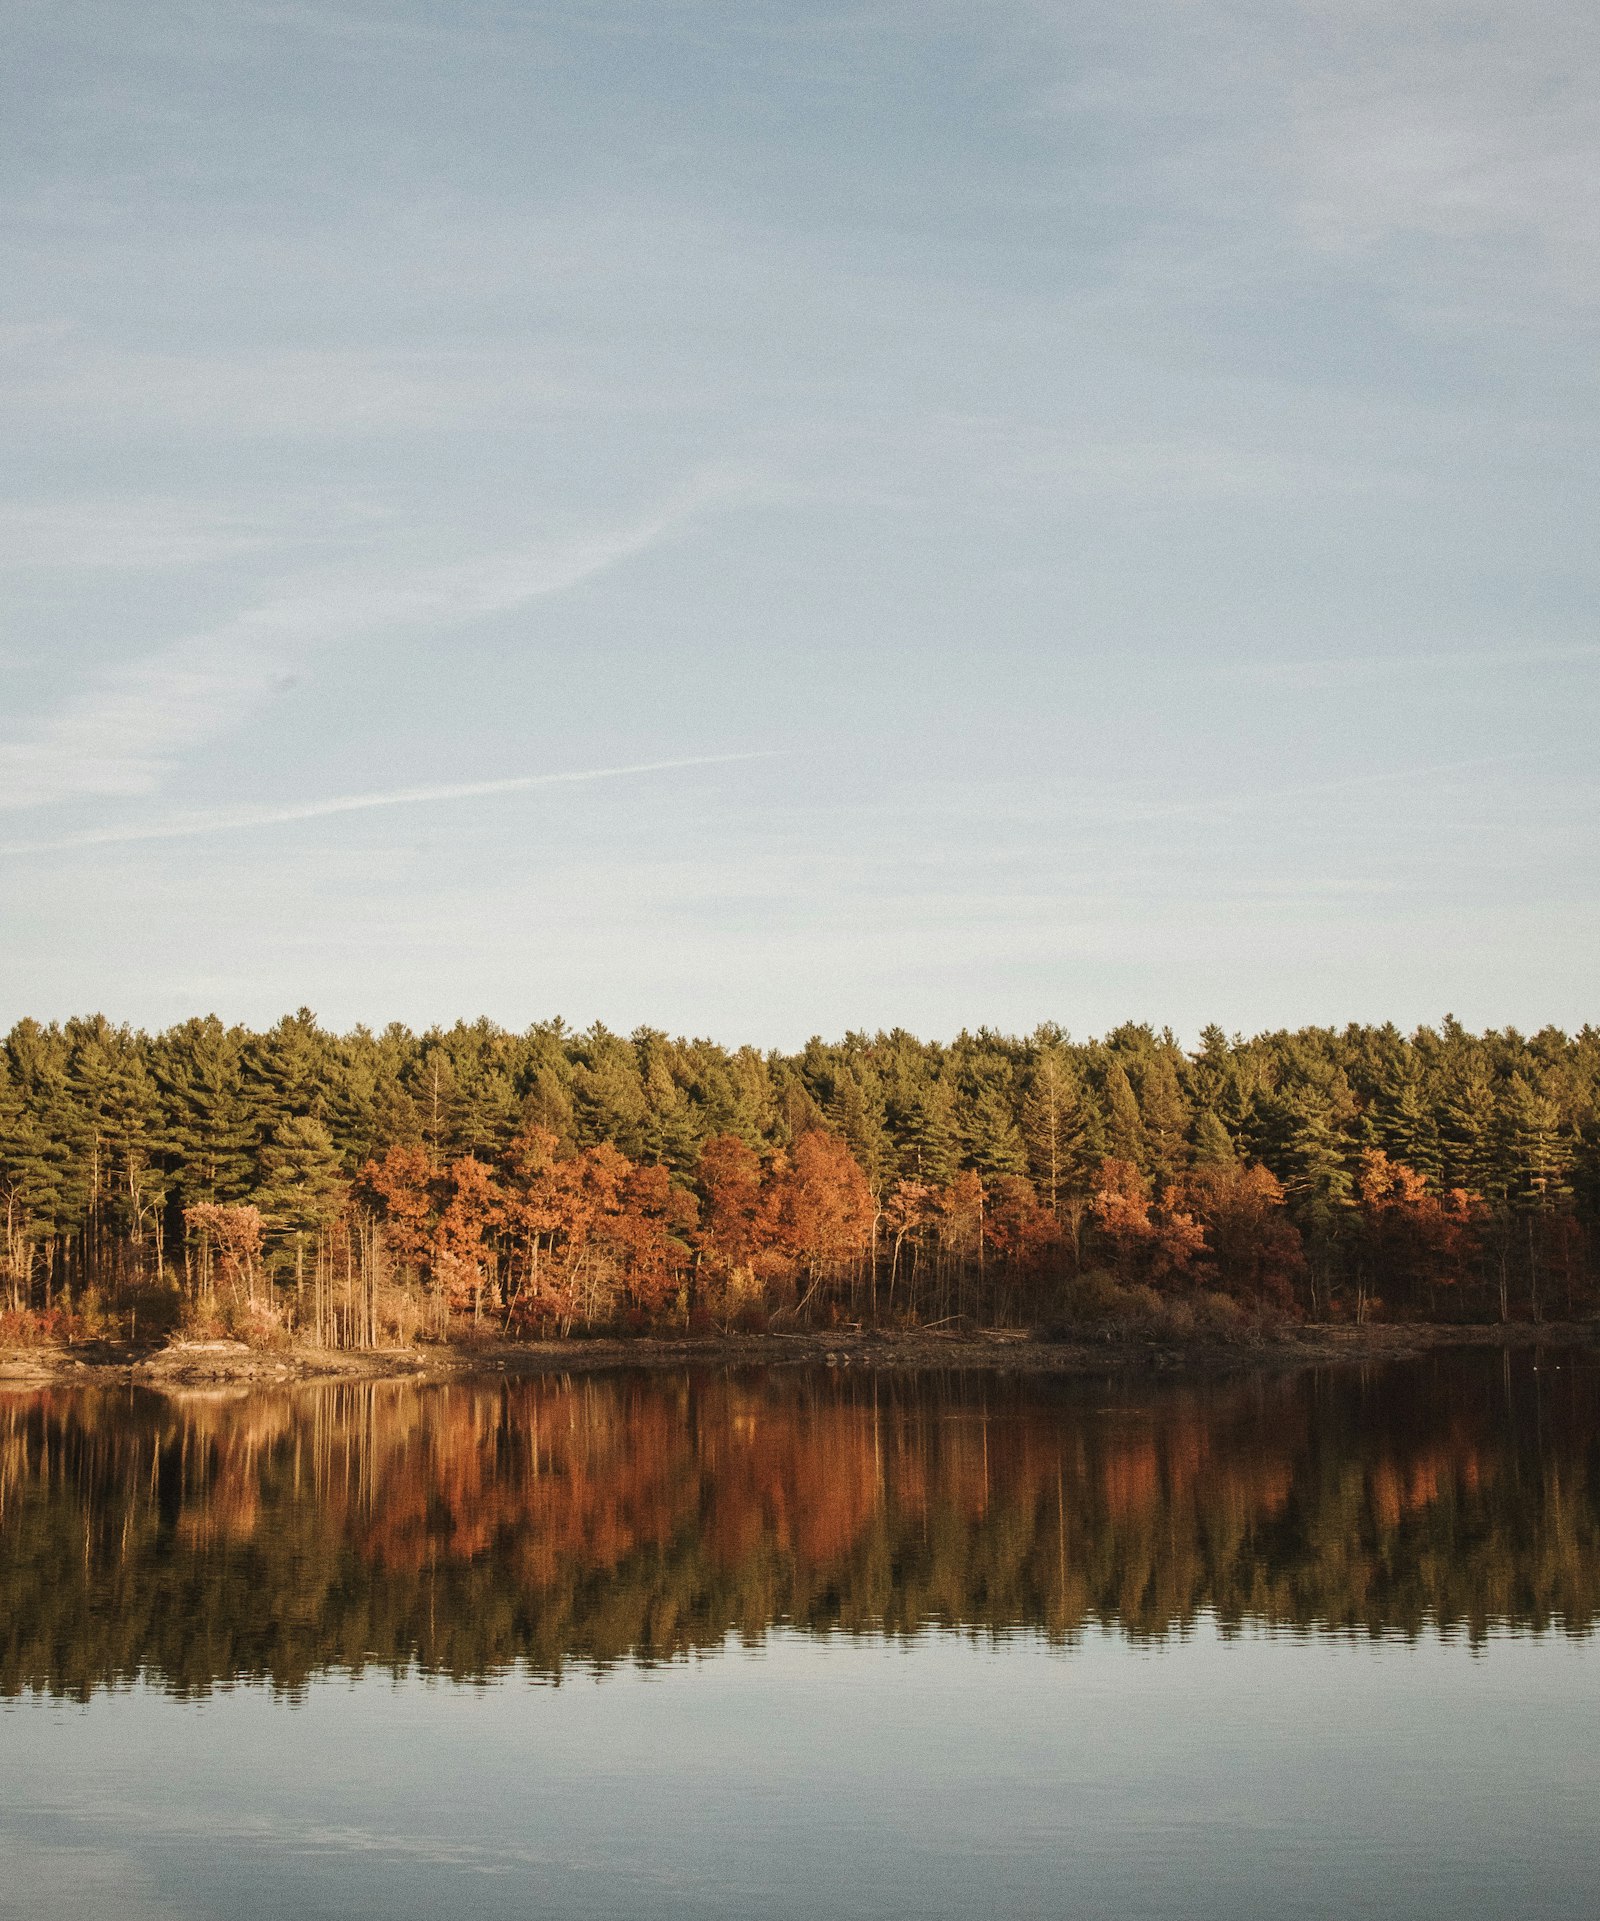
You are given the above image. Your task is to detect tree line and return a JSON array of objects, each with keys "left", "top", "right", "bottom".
[
  {"left": 1, "top": 1010, "right": 1595, "bottom": 1342},
  {"left": 2, "top": 1358, "right": 1593, "bottom": 1700}
]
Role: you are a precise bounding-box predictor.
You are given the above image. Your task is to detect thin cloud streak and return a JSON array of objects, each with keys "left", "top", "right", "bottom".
[
  {"left": 0, "top": 754, "right": 776, "bottom": 856},
  {"left": 0, "top": 475, "right": 738, "bottom": 813}
]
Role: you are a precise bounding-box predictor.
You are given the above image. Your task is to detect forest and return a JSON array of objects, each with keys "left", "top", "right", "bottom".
[{"left": 0, "top": 1011, "right": 1595, "bottom": 1346}]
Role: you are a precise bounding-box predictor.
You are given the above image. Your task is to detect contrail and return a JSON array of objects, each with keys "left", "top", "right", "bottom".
[{"left": 0, "top": 752, "right": 774, "bottom": 855}]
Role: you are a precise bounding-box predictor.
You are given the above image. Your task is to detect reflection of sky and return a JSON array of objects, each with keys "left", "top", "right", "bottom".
[
  {"left": 3, "top": 2, "right": 1596, "bottom": 1039},
  {"left": 3, "top": 1629, "right": 1597, "bottom": 1919}
]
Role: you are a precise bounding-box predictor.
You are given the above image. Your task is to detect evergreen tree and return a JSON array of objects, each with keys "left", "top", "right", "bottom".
[
  {"left": 570, "top": 1026, "right": 650, "bottom": 1158},
  {"left": 1102, "top": 1062, "right": 1148, "bottom": 1171},
  {"left": 1136, "top": 1052, "right": 1192, "bottom": 1184},
  {"left": 958, "top": 1062, "right": 1027, "bottom": 1177},
  {"left": 1496, "top": 1073, "right": 1571, "bottom": 1216},
  {"left": 1020, "top": 1043, "right": 1094, "bottom": 1215},
  {"left": 636, "top": 1032, "right": 705, "bottom": 1175},
  {"left": 1441, "top": 1063, "right": 1499, "bottom": 1199},
  {"left": 826, "top": 1068, "right": 893, "bottom": 1192},
  {"left": 150, "top": 1017, "right": 254, "bottom": 1205},
  {"left": 901, "top": 1080, "right": 959, "bottom": 1186},
  {"left": 1191, "top": 1109, "right": 1238, "bottom": 1167},
  {"left": 256, "top": 1116, "right": 349, "bottom": 1292},
  {"left": 0, "top": 1052, "right": 65, "bottom": 1304},
  {"left": 243, "top": 1008, "right": 335, "bottom": 1137},
  {"left": 1367, "top": 1051, "right": 1443, "bottom": 1184}
]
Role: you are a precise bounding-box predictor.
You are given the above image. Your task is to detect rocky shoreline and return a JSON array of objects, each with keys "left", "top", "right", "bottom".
[{"left": 1, "top": 1318, "right": 1596, "bottom": 1390}]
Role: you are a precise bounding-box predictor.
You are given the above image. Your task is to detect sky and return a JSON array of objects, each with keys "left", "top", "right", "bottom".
[{"left": 1, "top": 0, "right": 1595, "bottom": 1046}]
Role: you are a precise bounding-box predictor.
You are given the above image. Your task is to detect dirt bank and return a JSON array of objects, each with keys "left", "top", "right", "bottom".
[{"left": 1, "top": 1319, "right": 1596, "bottom": 1390}]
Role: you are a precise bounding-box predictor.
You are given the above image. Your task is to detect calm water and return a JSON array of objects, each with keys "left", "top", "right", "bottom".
[{"left": 2, "top": 1354, "right": 1597, "bottom": 1918}]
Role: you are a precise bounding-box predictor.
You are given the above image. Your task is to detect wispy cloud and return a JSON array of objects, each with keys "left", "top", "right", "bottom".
[
  {"left": 0, "top": 476, "right": 736, "bottom": 812},
  {"left": 0, "top": 642, "right": 290, "bottom": 812},
  {"left": 0, "top": 753, "right": 775, "bottom": 855},
  {"left": 1018, "top": 0, "right": 1600, "bottom": 328}
]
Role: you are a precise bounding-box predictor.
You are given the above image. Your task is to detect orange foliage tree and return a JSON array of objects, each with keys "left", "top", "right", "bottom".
[
  {"left": 770, "top": 1130, "right": 875, "bottom": 1309},
  {"left": 1356, "top": 1149, "right": 1480, "bottom": 1312},
  {"left": 1089, "top": 1159, "right": 1205, "bottom": 1289},
  {"left": 1181, "top": 1162, "right": 1305, "bottom": 1308}
]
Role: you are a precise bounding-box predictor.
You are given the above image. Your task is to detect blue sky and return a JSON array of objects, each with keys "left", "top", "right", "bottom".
[{"left": 2, "top": 0, "right": 1595, "bottom": 1043}]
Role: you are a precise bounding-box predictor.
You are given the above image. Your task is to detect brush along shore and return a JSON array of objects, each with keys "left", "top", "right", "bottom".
[{"left": 0, "top": 1318, "right": 1595, "bottom": 1388}]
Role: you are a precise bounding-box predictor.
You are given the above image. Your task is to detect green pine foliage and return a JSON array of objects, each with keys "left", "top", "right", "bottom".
[{"left": 2, "top": 1011, "right": 1598, "bottom": 1325}]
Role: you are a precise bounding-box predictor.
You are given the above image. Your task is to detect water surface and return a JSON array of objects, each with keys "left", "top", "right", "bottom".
[{"left": 2, "top": 1354, "right": 1596, "bottom": 1917}]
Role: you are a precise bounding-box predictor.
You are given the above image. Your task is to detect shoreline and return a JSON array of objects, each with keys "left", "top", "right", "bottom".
[{"left": 1, "top": 1319, "right": 1596, "bottom": 1389}]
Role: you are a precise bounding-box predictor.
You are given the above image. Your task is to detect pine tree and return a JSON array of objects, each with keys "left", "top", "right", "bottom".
[
  {"left": 1496, "top": 1073, "right": 1571, "bottom": 1214},
  {"left": 902, "top": 1080, "right": 959, "bottom": 1186},
  {"left": 0, "top": 1050, "right": 65, "bottom": 1305},
  {"left": 1020, "top": 1044, "right": 1095, "bottom": 1215},
  {"left": 243, "top": 1008, "right": 335, "bottom": 1138},
  {"left": 1102, "top": 1062, "right": 1148, "bottom": 1172},
  {"left": 1191, "top": 1109, "right": 1238, "bottom": 1167},
  {"left": 638, "top": 1035, "right": 705, "bottom": 1176},
  {"left": 1441, "top": 1063, "right": 1499, "bottom": 1199},
  {"left": 151, "top": 1017, "right": 254, "bottom": 1206},
  {"left": 1136, "top": 1053, "right": 1192, "bottom": 1184},
  {"left": 1494, "top": 1072, "right": 1573, "bottom": 1321},
  {"left": 433, "top": 1021, "right": 520, "bottom": 1159},
  {"left": 256, "top": 1116, "right": 350, "bottom": 1302},
  {"left": 569, "top": 1027, "right": 649, "bottom": 1158},
  {"left": 959, "top": 1065, "right": 1027, "bottom": 1178},
  {"left": 827, "top": 1069, "right": 893, "bottom": 1193},
  {"left": 4, "top": 1022, "right": 86, "bottom": 1283},
  {"left": 1367, "top": 1053, "right": 1443, "bottom": 1185}
]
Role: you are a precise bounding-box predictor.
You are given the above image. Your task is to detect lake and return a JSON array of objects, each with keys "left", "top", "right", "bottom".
[{"left": 2, "top": 1352, "right": 1596, "bottom": 1918}]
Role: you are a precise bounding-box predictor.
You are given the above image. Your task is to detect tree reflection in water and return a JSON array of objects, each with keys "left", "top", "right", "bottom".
[{"left": 2, "top": 1354, "right": 1596, "bottom": 1700}]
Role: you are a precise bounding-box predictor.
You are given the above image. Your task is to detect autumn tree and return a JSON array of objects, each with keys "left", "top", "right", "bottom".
[
  {"left": 1090, "top": 1159, "right": 1204, "bottom": 1290},
  {"left": 1355, "top": 1149, "right": 1478, "bottom": 1317},
  {"left": 1182, "top": 1161, "right": 1304, "bottom": 1309}
]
